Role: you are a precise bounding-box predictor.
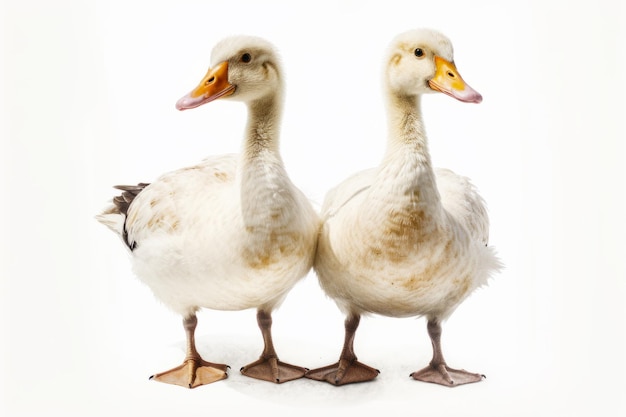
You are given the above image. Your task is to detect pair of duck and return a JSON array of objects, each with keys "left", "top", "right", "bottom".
[{"left": 97, "top": 28, "right": 501, "bottom": 389}]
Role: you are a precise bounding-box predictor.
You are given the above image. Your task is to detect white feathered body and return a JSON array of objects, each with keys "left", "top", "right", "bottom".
[
  {"left": 98, "top": 152, "right": 318, "bottom": 317},
  {"left": 315, "top": 143, "right": 500, "bottom": 320}
]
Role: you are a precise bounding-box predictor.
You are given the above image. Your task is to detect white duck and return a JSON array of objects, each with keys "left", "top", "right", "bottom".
[
  {"left": 305, "top": 29, "right": 501, "bottom": 387},
  {"left": 97, "top": 36, "right": 319, "bottom": 388}
]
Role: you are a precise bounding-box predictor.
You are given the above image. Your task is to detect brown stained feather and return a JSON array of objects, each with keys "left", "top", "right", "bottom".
[{"left": 111, "top": 183, "right": 150, "bottom": 250}]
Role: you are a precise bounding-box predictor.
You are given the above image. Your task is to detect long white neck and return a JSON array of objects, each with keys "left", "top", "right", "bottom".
[
  {"left": 384, "top": 93, "right": 432, "bottom": 168},
  {"left": 238, "top": 93, "right": 294, "bottom": 228},
  {"left": 242, "top": 95, "right": 282, "bottom": 159},
  {"left": 375, "top": 91, "right": 442, "bottom": 221}
]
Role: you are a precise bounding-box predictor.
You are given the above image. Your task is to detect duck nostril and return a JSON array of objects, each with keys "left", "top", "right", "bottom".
[
  {"left": 447, "top": 72, "right": 455, "bottom": 78},
  {"left": 206, "top": 76, "right": 215, "bottom": 85}
]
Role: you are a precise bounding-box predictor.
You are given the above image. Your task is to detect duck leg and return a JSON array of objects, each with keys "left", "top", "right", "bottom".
[
  {"left": 240, "top": 310, "right": 307, "bottom": 383},
  {"left": 410, "top": 319, "right": 484, "bottom": 387},
  {"left": 150, "top": 314, "right": 229, "bottom": 388},
  {"left": 305, "top": 314, "right": 379, "bottom": 385}
]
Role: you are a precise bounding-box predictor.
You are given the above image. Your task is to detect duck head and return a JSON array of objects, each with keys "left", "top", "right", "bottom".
[
  {"left": 385, "top": 28, "right": 482, "bottom": 103},
  {"left": 176, "top": 36, "right": 283, "bottom": 110}
]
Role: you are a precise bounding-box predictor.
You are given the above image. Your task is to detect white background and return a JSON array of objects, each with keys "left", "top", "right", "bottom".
[{"left": 2, "top": 0, "right": 625, "bottom": 415}]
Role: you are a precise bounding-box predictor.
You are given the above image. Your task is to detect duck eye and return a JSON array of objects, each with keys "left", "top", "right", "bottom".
[
  {"left": 241, "top": 53, "right": 252, "bottom": 63},
  {"left": 414, "top": 48, "right": 424, "bottom": 58}
]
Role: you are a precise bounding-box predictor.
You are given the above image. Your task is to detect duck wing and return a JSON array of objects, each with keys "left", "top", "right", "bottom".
[{"left": 435, "top": 167, "right": 490, "bottom": 245}]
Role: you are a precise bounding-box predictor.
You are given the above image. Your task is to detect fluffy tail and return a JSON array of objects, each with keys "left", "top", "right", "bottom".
[{"left": 95, "top": 183, "right": 150, "bottom": 249}]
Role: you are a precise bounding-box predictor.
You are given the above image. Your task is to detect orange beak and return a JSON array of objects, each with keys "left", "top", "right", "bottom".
[
  {"left": 176, "top": 61, "right": 236, "bottom": 111},
  {"left": 428, "top": 56, "right": 482, "bottom": 104}
]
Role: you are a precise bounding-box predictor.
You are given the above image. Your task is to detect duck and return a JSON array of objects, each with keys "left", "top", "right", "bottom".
[
  {"left": 96, "top": 35, "right": 319, "bottom": 388},
  {"left": 305, "top": 28, "right": 501, "bottom": 387}
]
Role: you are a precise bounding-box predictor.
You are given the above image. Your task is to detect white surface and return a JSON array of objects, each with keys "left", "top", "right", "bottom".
[{"left": 1, "top": 0, "right": 625, "bottom": 416}]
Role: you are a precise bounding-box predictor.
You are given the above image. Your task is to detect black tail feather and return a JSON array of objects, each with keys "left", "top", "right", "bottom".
[
  {"left": 112, "top": 183, "right": 150, "bottom": 216},
  {"left": 111, "top": 183, "right": 150, "bottom": 250}
]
